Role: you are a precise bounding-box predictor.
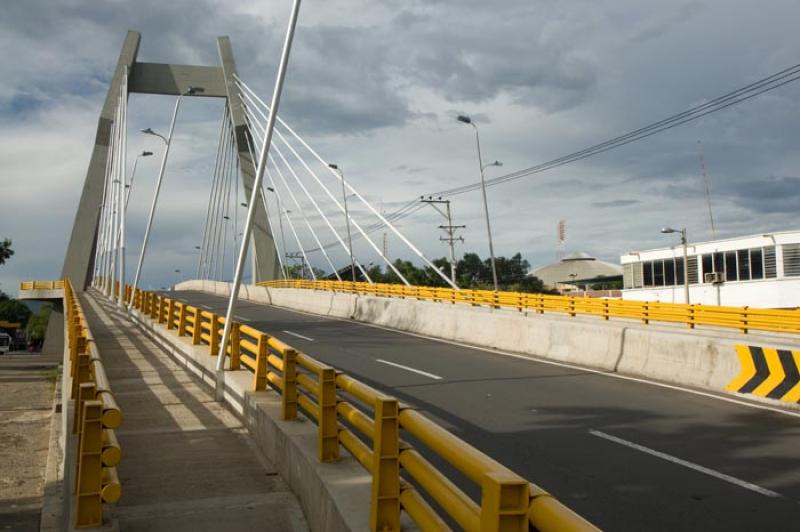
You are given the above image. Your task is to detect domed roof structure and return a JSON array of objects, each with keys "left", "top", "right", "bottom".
[{"left": 530, "top": 252, "right": 623, "bottom": 288}]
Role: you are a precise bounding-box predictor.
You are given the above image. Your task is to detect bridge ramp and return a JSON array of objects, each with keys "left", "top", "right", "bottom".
[{"left": 80, "top": 291, "right": 307, "bottom": 531}]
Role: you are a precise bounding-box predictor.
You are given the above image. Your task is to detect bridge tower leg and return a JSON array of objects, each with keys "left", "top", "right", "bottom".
[
  {"left": 218, "top": 37, "right": 282, "bottom": 283},
  {"left": 61, "top": 31, "right": 140, "bottom": 291}
]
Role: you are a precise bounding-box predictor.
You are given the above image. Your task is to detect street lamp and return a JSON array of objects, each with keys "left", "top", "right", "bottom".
[
  {"left": 327, "top": 163, "right": 357, "bottom": 282},
  {"left": 125, "top": 151, "right": 154, "bottom": 209},
  {"left": 457, "top": 114, "right": 500, "bottom": 292},
  {"left": 266, "top": 187, "right": 290, "bottom": 279},
  {"left": 129, "top": 86, "right": 203, "bottom": 310},
  {"left": 661, "top": 227, "right": 690, "bottom": 304}
]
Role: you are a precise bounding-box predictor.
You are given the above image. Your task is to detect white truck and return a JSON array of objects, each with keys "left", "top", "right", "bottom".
[{"left": 0, "top": 333, "right": 11, "bottom": 354}]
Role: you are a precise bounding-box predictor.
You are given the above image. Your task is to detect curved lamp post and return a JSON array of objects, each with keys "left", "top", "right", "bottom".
[
  {"left": 128, "top": 86, "right": 203, "bottom": 310},
  {"left": 457, "top": 114, "right": 501, "bottom": 291}
]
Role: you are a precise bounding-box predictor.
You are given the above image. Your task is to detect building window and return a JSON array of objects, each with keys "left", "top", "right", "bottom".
[
  {"left": 675, "top": 257, "right": 685, "bottom": 285},
  {"left": 653, "top": 260, "right": 664, "bottom": 286},
  {"left": 750, "top": 248, "right": 763, "bottom": 279},
  {"left": 633, "top": 262, "right": 643, "bottom": 288},
  {"left": 664, "top": 259, "right": 676, "bottom": 285},
  {"left": 643, "top": 261, "right": 653, "bottom": 286},
  {"left": 702, "top": 254, "right": 712, "bottom": 279},
  {"left": 784, "top": 244, "right": 800, "bottom": 277},
  {"left": 725, "top": 251, "right": 737, "bottom": 281},
  {"left": 765, "top": 246, "right": 777, "bottom": 278},
  {"left": 687, "top": 256, "right": 698, "bottom": 284},
  {"left": 737, "top": 249, "right": 750, "bottom": 280},
  {"left": 713, "top": 252, "right": 724, "bottom": 275}
]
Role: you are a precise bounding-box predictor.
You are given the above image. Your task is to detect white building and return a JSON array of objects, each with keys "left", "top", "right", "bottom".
[{"left": 620, "top": 230, "right": 800, "bottom": 308}]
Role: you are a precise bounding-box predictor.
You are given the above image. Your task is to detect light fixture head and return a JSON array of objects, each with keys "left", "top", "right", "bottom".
[
  {"left": 266, "top": 187, "right": 275, "bottom": 192},
  {"left": 457, "top": 115, "right": 472, "bottom": 124},
  {"left": 141, "top": 151, "right": 154, "bottom": 156},
  {"left": 327, "top": 163, "right": 339, "bottom": 170},
  {"left": 661, "top": 227, "right": 677, "bottom": 234},
  {"left": 491, "top": 160, "right": 503, "bottom": 167},
  {"left": 141, "top": 128, "right": 155, "bottom": 135}
]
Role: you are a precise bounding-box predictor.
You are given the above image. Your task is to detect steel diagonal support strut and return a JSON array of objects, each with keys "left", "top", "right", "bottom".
[{"left": 215, "top": 0, "right": 303, "bottom": 398}]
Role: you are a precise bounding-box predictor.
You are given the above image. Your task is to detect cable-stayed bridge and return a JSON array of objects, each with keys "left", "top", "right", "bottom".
[{"left": 16, "top": 25, "right": 800, "bottom": 532}]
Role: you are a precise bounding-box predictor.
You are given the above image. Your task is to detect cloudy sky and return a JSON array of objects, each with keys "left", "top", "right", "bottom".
[{"left": 1, "top": 0, "right": 799, "bottom": 291}]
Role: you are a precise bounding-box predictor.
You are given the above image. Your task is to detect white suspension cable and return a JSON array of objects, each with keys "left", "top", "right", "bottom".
[
  {"left": 198, "top": 106, "right": 230, "bottom": 279},
  {"left": 269, "top": 154, "right": 339, "bottom": 280},
  {"left": 240, "top": 114, "right": 288, "bottom": 279},
  {"left": 240, "top": 96, "right": 398, "bottom": 283},
  {"left": 117, "top": 69, "right": 128, "bottom": 308},
  {"left": 208, "top": 118, "right": 233, "bottom": 280},
  {"left": 237, "top": 77, "right": 457, "bottom": 288},
  {"left": 247, "top": 115, "right": 316, "bottom": 280}
]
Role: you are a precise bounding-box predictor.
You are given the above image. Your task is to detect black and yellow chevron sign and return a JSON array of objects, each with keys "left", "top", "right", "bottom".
[{"left": 727, "top": 345, "right": 800, "bottom": 403}]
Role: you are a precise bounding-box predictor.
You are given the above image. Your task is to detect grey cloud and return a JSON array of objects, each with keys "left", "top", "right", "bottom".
[{"left": 591, "top": 199, "right": 640, "bottom": 208}]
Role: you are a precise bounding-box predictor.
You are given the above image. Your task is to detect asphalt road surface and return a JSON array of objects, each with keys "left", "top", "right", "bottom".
[{"left": 166, "top": 290, "right": 800, "bottom": 531}]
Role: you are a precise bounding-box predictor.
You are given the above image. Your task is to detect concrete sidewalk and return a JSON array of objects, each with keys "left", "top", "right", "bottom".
[{"left": 81, "top": 293, "right": 308, "bottom": 532}]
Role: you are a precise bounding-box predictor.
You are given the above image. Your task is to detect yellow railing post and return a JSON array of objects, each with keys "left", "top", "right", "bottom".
[
  {"left": 177, "top": 304, "right": 187, "bottom": 336},
  {"left": 480, "top": 471, "right": 528, "bottom": 532},
  {"left": 370, "top": 398, "right": 401, "bottom": 532},
  {"left": 191, "top": 309, "right": 203, "bottom": 345},
  {"left": 166, "top": 299, "right": 176, "bottom": 330},
  {"left": 210, "top": 314, "right": 220, "bottom": 356},
  {"left": 318, "top": 368, "right": 339, "bottom": 462},
  {"left": 157, "top": 296, "right": 167, "bottom": 324},
  {"left": 229, "top": 322, "right": 241, "bottom": 370},
  {"left": 642, "top": 302, "right": 650, "bottom": 324},
  {"left": 602, "top": 299, "right": 610, "bottom": 321},
  {"left": 687, "top": 304, "right": 696, "bottom": 329},
  {"left": 75, "top": 400, "right": 104, "bottom": 528},
  {"left": 740, "top": 306, "right": 749, "bottom": 334},
  {"left": 282, "top": 349, "right": 298, "bottom": 420},
  {"left": 253, "top": 333, "right": 269, "bottom": 390},
  {"left": 74, "top": 380, "right": 95, "bottom": 435}
]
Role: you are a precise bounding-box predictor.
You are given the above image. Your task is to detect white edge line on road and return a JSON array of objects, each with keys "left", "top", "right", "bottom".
[
  {"left": 199, "top": 304, "right": 212, "bottom": 310},
  {"left": 588, "top": 430, "right": 782, "bottom": 498},
  {"left": 375, "top": 358, "right": 443, "bottom": 380},
  {"left": 234, "top": 315, "right": 252, "bottom": 323},
  {"left": 175, "top": 292, "right": 800, "bottom": 420},
  {"left": 282, "top": 330, "right": 314, "bottom": 342}
]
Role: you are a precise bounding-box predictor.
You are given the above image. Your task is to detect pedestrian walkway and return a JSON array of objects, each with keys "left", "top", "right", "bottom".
[{"left": 81, "top": 291, "right": 308, "bottom": 532}]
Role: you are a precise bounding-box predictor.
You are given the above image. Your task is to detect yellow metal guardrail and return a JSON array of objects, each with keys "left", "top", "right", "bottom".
[
  {"left": 19, "top": 280, "right": 65, "bottom": 290},
  {"left": 258, "top": 279, "right": 800, "bottom": 335},
  {"left": 26, "top": 280, "right": 123, "bottom": 528},
  {"left": 120, "top": 284, "right": 597, "bottom": 531}
]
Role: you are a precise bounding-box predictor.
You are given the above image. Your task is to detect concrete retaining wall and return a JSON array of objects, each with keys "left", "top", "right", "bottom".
[{"left": 175, "top": 280, "right": 800, "bottom": 409}]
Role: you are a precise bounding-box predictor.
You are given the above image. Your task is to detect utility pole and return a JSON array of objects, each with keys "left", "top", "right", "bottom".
[
  {"left": 286, "top": 251, "right": 306, "bottom": 279},
  {"left": 421, "top": 196, "right": 465, "bottom": 284}
]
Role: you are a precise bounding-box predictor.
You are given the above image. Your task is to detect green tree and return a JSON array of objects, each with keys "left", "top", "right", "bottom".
[
  {"left": 0, "top": 299, "right": 32, "bottom": 326},
  {"left": 0, "top": 238, "right": 13, "bottom": 265},
  {"left": 26, "top": 304, "right": 52, "bottom": 341}
]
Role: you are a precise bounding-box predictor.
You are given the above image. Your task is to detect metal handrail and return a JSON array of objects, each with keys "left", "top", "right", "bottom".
[
  {"left": 126, "top": 284, "right": 598, "bottom": 531},
  {"left": 257, "top": 279, "right": 800, "bottom": 335}
]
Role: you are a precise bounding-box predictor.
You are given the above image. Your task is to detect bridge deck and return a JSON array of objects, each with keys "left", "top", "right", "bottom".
[{"left": 80, "top": 291, "right": 307, "bottom": 531}]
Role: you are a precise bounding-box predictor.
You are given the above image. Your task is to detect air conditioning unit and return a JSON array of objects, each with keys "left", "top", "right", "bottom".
[{"left": 704, "top": 272, "right": 724, "bottom": 284}]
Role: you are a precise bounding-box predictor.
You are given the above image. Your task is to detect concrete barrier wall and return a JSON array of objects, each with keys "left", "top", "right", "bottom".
[{"left": 175, "top": 280, "right": 800, "bottom": 409}]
